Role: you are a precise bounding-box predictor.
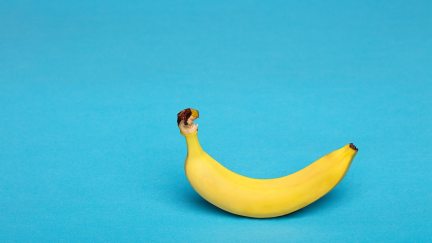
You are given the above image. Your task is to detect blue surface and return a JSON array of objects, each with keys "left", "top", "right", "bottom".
[{"left": 1, "top": 0, "right": 431, "bottom": 242}]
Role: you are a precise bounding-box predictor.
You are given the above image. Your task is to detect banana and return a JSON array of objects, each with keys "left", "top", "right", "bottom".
[{"left": 177, "top": 108, "right": 358, "bottom": 218}]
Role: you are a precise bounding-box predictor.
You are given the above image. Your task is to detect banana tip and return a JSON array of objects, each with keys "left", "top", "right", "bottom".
[{"left": 349, "top": 143, "right": 358, "bottom": 151}]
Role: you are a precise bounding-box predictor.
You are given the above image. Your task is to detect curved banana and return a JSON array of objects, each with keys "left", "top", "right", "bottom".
[{"left": 177, "top": 108, "right": 358, "bottom": 218}]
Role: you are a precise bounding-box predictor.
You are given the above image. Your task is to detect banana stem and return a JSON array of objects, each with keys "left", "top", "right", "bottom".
[
  {"left": 177, "top": 108, "right": 202, "bottom": 157},
  {"left": 184, "top": 132, "right": 203, "bottom": 157}
]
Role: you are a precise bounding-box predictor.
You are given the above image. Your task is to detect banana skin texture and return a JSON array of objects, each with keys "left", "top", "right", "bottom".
[{"left": 178, "top": 108, "right": 358, "bottom": 218}]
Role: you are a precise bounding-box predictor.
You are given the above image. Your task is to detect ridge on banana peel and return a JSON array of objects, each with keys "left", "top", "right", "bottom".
[{"left": 177, "top": 108, "right": 358, "bottom": 218}]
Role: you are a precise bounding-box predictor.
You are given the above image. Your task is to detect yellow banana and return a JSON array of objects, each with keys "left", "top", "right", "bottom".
[{"left": 177, "top": 108, "right": 358, "bottom": 218}]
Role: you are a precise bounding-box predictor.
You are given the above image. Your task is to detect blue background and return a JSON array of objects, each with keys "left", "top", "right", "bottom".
[{"left": 1, "top": 0, "right": 431, "bottom": 242}]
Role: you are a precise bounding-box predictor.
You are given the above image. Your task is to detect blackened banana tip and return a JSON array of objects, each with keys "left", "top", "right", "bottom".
[{"left": 349, "top": 143, "right": 358, "bottom": 151}]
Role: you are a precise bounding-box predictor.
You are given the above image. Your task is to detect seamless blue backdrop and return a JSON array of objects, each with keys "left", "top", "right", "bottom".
[{"left": 1, "top": 0, "right": 431, "bottom": 242}]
